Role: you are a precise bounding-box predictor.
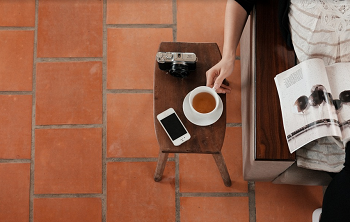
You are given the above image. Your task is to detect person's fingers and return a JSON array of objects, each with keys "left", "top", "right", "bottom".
[
  {"left": 220, "top": 84, "right": 231, "bottom": 94},
  {"left": 206, "top": 68, "right": 218, "bottom": 87},
  {"left": 206, "top": 59, "right": 235, "bottom": 94},
  {"left": 220, "top": 83, "right": 231, "bottom": 90},
  {"left": 213, "top": 74, "right": 226, "bottom": 91},
  {"left": 215, "top": 86, "right": 231, "bottom": 94},
  {"left": 222, "top": 79, "right": 230, "bottom": 86}
]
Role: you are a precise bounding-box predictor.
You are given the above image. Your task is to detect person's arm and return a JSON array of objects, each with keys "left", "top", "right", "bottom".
[{"left": 206, "top": 0, "right": 250, "bottom": 93}]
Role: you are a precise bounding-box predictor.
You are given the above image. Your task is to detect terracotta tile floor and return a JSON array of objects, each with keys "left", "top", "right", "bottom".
[{"left": 0, "top": 0, "right": 323, "bottom": 221}]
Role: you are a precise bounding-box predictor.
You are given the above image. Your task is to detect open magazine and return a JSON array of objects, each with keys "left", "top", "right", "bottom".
[{"left": 274, "top": 58, "right": 350, "bottom": 153}]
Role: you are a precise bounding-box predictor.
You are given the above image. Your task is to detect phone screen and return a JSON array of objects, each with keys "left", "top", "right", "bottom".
[{"left": 160, "top": 113, "right": 187, "bottom": 140}]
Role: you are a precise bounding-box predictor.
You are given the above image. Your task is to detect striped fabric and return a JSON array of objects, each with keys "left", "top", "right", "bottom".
[
  {"left": 290, "top": 0, "right": 350, "bottom": 65},
  {"left": 289, "top": 0, "right": 349, "bottom": 172}
]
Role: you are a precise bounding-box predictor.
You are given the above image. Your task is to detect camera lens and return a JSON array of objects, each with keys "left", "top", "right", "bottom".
[{"left": 169, "top": 63, "right": 189, "bottom": 78}]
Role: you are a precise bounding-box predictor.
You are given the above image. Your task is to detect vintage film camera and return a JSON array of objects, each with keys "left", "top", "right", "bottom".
[{"left": 156, "top": 52, "right": 197, "bottom": 78}]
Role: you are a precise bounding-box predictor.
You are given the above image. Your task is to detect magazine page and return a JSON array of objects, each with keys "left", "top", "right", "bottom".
[
  {"left": 326, "top": 63, "right": 350, "bottom": 144},
  {"left": 274, "top": 58, "right": 341, "bottom": 153}
]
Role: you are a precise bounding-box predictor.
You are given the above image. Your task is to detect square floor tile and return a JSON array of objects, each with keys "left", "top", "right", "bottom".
[
  {"left": 37, "top": 0, "right": 103, "bottom": 57},
  {"left": 107, "top": 94, "right": 159, "bottom": 157},
  {"left": 0, "top": 0, "right": 35, "bottom": 27},
  {"left": 255, "top": 182, "right": 323, "bottom": 222},
  {"left": 180, "top": 197, "right": 249, "bottom": 222},
  {"left": 107, "top": 28, "right": 173, "bottom": 89},
  {"left": 0, "top": 163, "right": 30, "bottom": 222},
  {"left": 34, "top": 198, "right": 102, "bottom": 222},
  {"left": 107, "top": 0, "right": 173, "bottom": 24},
  {"left": 36, "top": 62, "right": 102, "bottom": 125},
  {"left": 0, "top": 30, "right": 34, "bottom": 91},
  {"left": 107, "top": 162, "right": 175, "bottom": 222},
  {"left": 0, "top": 95, "right": 32, "bottom": 159},
  {"left": 34, "top": 128, "right": 102, "bottom": 194},
  {"left": 177, "top": 0, "right": 226, "bottom": 52},
  {"left": 180, "top": 127, "right": 247, "bottom": 193},
  {"left": 226, "top": 59, "right": 241, "bottom": 123}
]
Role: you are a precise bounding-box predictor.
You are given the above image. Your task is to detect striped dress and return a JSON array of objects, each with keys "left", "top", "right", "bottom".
[{"left": 289, "top": 0, "right": 350, "bottom": 172}]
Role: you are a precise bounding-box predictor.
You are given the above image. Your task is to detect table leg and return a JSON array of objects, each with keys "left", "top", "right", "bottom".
[
  {"left": 154, "top": 151, "right": 169, "bottom": 182},
  {"left": 212, "top": 152, "right": 232, "bottom": 187}
]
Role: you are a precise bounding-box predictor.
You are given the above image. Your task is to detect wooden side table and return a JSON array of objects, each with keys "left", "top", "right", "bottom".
[{"left": 153, "top": 42, "right": 232, "bottom": 187}]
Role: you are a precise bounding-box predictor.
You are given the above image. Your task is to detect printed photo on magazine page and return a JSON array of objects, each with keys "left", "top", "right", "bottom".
[{"left": 274, "top": 58, "right": 350, "bottom": 153}]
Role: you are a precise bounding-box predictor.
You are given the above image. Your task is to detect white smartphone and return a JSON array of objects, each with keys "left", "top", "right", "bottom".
[{"left": 157, "top": 108, "right": 191, "bottom": 146}]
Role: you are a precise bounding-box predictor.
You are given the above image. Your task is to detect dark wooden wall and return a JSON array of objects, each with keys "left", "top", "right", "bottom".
[{"left": 254, "top": 1, "right": 296, "bottom": 160}]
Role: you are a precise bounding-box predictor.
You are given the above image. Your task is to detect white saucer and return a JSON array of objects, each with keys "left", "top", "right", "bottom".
[{"left": 182, "top": 92, "right": 223, "bottom": 126}]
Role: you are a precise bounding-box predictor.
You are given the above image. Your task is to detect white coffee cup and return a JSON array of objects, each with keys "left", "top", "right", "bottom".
[{"left": 188, "top": 86, "right": 220, "bottom": 118}]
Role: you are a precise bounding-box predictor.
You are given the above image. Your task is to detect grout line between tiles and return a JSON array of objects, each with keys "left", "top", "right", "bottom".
[
  {"left": 102, "top": 0, "right": 108, "bottom": 221},
  {"left": 248, "top": 181, "right": 256, "bottom": 222},
  {"left": 226, "top": 123, "right": 242, "bottom": 127},
  {"left": 29, "top": 0, "right": 39, "bottom": 221},
  {"left": 0, "top": 91, "right": 33, "bottom": 95},
  {"left": 107, "top": 89, "right": 153, "bottom": 94},
  {"left": 36, "top": 57, "right": 103, "bottom": 63},
  {"left": 172, "top": 0, "right": 177, "bottom": 42},
  {"left": 175, "top": 153, "right": 180, "bottom": 222},
  {"left": 35, "top": 124, "right": 103, "bottom": 129},
  {"left": 106, "top": 24, "right": 175, "bottom": 29},
  {"left": 0, "top": 159, "right": 31, "bottom": 163},
  {"left": 106, "top": 157, "right": 175, "bottom": 162},
  {"left": 179, "top": 192, "right": 249, "bottom": 197},
  {"left": 0, "top": 26, "right": 35, "bottom": 31},
  {"left": 33, "top": 193, "right": 104, "bottom": 199}
]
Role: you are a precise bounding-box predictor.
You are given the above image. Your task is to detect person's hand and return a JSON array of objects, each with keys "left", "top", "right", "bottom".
[{"left": 206, "top": 58, "right": 234, "bottom": 94}]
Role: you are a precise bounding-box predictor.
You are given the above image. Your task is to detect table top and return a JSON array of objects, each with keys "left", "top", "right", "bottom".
[{"left": 153, "top": 42, "right": 226, "bottom": 154}]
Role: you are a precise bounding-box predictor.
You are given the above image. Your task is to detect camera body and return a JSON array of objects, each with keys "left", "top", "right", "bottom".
[{"left": 156, "top": 52, "right": 197, "bottom": 78}]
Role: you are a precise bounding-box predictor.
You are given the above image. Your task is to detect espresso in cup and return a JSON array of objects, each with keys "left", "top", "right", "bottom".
[{"left": 192, "top": 92, "right": 216, "bottom": 113}]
